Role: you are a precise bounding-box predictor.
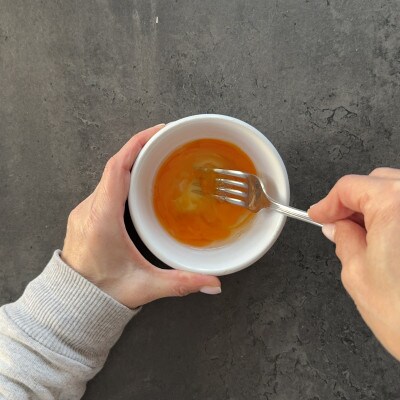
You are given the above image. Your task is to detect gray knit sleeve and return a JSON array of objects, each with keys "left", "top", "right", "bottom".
[{"left": 0, "top": 250, "right": 139, "bottom": 399}]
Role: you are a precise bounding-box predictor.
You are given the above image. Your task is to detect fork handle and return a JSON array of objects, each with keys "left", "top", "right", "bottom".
[{"left": 270, "top": 202, "right": 323, "bottom": 227}]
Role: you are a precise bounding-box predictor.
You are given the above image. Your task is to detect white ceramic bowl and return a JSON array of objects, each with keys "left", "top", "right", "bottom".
[{"left": 128, "top": 114, "right": 290, "bottom": 276}]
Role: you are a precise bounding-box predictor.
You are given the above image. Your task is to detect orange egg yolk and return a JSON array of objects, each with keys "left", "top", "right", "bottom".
[{"left": 153, "top": 138, "right": 256, "bottom": 247}]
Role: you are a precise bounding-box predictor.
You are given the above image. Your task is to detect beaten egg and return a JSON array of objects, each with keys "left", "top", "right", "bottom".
[{"left": 153, "top": 138, "right": 256, "bottom": 247}]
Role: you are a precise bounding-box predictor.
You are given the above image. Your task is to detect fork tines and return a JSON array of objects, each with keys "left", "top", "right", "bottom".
[
  {"left": 212, "top": 168, "right": 248, "bottom": 178},
  {"left": 211, "top": 168, "right": 249, "bottom": 207},
  {"left": 213, "top": 169, "right": 248, "bottom": 190}
]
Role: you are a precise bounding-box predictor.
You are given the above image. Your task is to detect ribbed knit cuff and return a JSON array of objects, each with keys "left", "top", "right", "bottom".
[{"left": 4, "top": 250, "right": 139, "bottom": 366}]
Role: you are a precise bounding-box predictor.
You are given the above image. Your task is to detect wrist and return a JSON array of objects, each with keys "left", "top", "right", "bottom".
[
  {"left": 60, "top": 250, "right": 140, "bottom": 309},
  {"left": 6, "top": 250, "right": 139, "bottom": 364}
]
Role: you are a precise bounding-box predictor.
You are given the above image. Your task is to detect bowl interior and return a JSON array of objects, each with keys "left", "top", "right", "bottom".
[{"left": 129, "top": 115, "right": 289, "bottom": 275}]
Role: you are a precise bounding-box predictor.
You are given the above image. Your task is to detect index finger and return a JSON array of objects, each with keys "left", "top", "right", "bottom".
[
  {"left": 96, "top": 124, "right": 165, "bottom": 214},
  {"left": 308, "top": 174, "right": 384, "bottom": 224},
  {"left": 116, "top": 123, "right": 166, "bottom": 171}
]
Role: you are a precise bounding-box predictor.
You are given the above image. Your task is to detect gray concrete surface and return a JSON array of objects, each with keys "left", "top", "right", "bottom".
[{"left": 1, "top": 0, "right": 400, "bottom": 399}]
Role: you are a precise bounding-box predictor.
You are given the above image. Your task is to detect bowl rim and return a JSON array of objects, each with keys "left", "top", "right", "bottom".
[{"left": 128, "top": 114, "right": 290, "bottom": 275}]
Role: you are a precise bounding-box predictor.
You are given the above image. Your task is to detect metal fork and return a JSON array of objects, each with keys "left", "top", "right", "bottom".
[{"left": 207, "top": 168, "right": 322, "bottom": 227}]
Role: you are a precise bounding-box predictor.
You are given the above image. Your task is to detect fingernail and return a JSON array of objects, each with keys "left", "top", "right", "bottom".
[
  {"left": 200, "top": 286, "right": 222, "bottom": 295},
  {"left": 308, "top": 202, "right": 319, "bottom": 212},
  {"left": 322, "top": 223, "right": 336, "bottom": 242},
  {"left": 154, "top": 123, "right": 166, "bottom": 128}
]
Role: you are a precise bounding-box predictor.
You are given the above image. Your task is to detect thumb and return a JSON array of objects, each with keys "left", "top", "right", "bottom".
[
  {"left": 323, "top": 219, "right": 367, "bottom": 296},
  {"left": 148, "top": 268, "right": 222, "bottom": 300},
  {"left": 323, "top": 220, "right": 367, "bottom": 266}
]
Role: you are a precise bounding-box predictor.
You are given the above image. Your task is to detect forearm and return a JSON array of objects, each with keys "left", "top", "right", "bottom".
[{"left": 0, "top": 251, "right": 138, "bottom": 400}]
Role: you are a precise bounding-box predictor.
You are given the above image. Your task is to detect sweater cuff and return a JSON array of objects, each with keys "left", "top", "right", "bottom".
[{"left": 4, "top": 250, "right": 139, "bottom": 366}]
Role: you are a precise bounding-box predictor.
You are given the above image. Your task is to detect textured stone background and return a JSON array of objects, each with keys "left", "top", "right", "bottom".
[{"left": 1, "top": 1, "right": 400, "bottom": 399}]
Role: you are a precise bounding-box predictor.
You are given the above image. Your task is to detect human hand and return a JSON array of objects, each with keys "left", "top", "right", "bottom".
[
  {"left": 308, "top": 168, "right": 400, "bottom": 360},
  {"left": 61, "top": 124, "right": 221, "bottom": 309}
]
